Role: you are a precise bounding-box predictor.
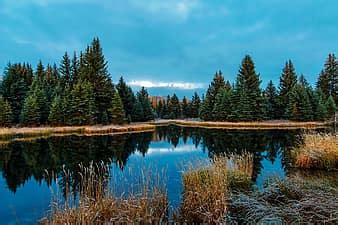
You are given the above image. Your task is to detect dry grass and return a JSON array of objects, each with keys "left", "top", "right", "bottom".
[
  {"left": 229, "top": 177, "right": 338, "bottom": 224},
  {"left": 41, "top": 162, "right": 168, "bottom": 224},
  {"left": 0, "top": 123, "right": 155, "bottom": 141},
  {"left": 178, "top": 154, "right": 253, "bottom": 223},
  {"left": 293, "top": 133, "right": 338, "bottom": 170},
  {"left": 155, "top": 119, "right": 328, "bottom": 130}
]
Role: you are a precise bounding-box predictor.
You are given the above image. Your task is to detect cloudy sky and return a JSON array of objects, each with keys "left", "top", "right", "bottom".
[{"left": 1, "top": 0, "right": 337, "bottom": 96}]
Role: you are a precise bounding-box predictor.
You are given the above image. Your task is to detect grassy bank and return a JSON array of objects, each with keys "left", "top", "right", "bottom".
[
  {"left": 292, "top": 133, "right": 338, "bottom": 170},
  {"left": 154, "top": 119, "right": 328, "bottom": 130},
  {"left": 0, "top": 123, "right": 155, "bottom": 141}
]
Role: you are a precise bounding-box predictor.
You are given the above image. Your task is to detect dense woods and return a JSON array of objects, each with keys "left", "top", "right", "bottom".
[{"left": 0, "top": 38, "right": 337, "bottom": 127}]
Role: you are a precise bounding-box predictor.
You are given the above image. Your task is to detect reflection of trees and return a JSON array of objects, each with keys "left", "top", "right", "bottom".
[
  {"left": 0, "top": 132, "right": 153, "bottom": 193},
  {"left": 0, "top": 127, "right": 302, "bottom": 194}
]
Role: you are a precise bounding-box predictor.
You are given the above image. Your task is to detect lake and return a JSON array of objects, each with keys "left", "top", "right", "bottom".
[{"left": 0, "top": 126, "right": 334, "bottom": 224}]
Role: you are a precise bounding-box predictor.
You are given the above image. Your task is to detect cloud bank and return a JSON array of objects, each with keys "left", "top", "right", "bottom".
[{"left": 128, "top": 80, "right": 204, "bottom": 90}]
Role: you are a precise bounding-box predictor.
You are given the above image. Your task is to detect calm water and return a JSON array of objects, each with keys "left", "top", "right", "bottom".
[{"left": 0, "top": 126, "right": 329, "bottom": 224}]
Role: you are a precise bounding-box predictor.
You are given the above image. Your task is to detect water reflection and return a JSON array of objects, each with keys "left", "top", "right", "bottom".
[{"left": 0, "top": 126, "right": 318, "bottom": 224}]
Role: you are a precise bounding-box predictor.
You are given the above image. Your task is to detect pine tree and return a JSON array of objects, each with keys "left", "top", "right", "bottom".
[
  {"left": 168, "top": 94, "right": 181, "bottom": 119},
  {"left": 200, "top": 71, "right": 225, "bottom": 121},
  {"left": 116, "top": 76, "right": 135, "bottom": 122},
  {"left": 0, "top": 96, "right": 13, "bottom": 127},
  {"left": 79, "top": 38, "right": 114, "bottom": 123},
  {"left": 59, "top": 52, "right": 71, "bottom": 87},
  {"left": 156, "top": 100, "right": 164, "bottom": 118},
  {"left": 212, "top": 88, "right": 231, "bottom": 121},
  {"left": 190, "top": 92, "right": 201, "bottom": 118},
  {"left": 68, "top": 80, "right": 96, "bottom": 125},
  {"left": 20, "top": 94, "right": 40, "bottom": 126},
  {"left": 326, "top": 95, "right": 337, "bottom": 120},
  {"left": 181, "top": 96, "right": 190, "bottom": 118},
  {"left": 318, "top": 54, "right": 338, "bottom": 105},
  {"left": 278, "top": 60, "right": 297, "bottom": 118},
  {"left": 108, "top": 89, "right": 126, "bottom": 124},
  {"left": 48, "top": 95, "right": 64, "bottom": 126},
  {"left": 232, "top": 55, "right": 263, "bottom": 121},
  {"left": 1, "top": 63, "right": 32, "bottom": 123},
  {"left": 133, "top": 87, "right": 154, "bottom": 122},
  {"left": 264, "top": 80, "right": 278, "bottom": 119},
  {"left": 131, "top": 99, "right": 144, "bottom": 122},
  {"left": 311, "top": 89, "right": 327, "bottom": 121},
  {"left": 287, "top": 84, "right": 313, "bottom": 121},
  {"left": 71, "top": 52, "right": 79, "bottom": 85}
]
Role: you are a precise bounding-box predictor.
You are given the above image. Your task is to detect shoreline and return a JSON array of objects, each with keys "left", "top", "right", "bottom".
[{"left": 0, "top": 120, "right": 330, "bottom": 141}]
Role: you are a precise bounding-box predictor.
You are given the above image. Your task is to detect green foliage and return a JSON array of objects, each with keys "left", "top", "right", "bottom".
[
  {"left": 131, "top": 99, "right": 144, "bottom": 122},
  {"left": 48, "top": 95, "right": 64, "bottom": 126},
  {"left": 190, "top": 92, "right": 201, "bottom": 118},
  {"left": 132, "top": 87, "right": 154, "bottom": 122},
  {"left": 319, "top": 54, "right": 338, "bottom": 105},
  {"left": 0, "top": 96, "right": 13, "bottom": 127},
  {"left": 212, "top": 88, "right": 231, "bottom": 121},
  {"left": 232, "top": 55, "right": 264, "bottom": 121},
  {"left": 325, "top": 95, "right": 337, "bottom": 120},
  {"left": 68, "top": 80, "right": 96, "bottom": 125},
  {"left": 168, "top": 94, "right": 181, "bottom": 119},
  {"left": 181, "top": 96, "right": 190, "bottom": 118},
  {"left": 108, "top": 89, "right": 126, "bottom": 125},
  {"left": 116, "top": 76, "right": 135, "bottom": 122},
  {"left": 20, "top": 94, "right": 40, "bottom": 126},
  {"left": 264, "top": 80, "right": 278, "bottom": 119},
  {"left": 278, "top": 60, "right": 297, "bottom": 118},
  {"left": 287, "top": 84, "right": 313, "bottom": 121}
]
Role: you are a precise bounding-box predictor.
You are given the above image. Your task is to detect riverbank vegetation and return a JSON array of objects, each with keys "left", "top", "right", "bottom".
[
  {"left": 292, "top": 133, "right": 338, "bottom": 170},
  {"left": 0, "top": 37, "right": 337, "bottom": 128}
]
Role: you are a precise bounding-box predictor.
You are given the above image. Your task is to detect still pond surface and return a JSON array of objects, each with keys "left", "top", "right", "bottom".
[{"left": 0, "top": 126, "right": 333, "bottom": 224}]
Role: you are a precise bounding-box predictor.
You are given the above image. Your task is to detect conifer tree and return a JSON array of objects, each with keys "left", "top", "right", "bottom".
[
  {"left": 0, "top": 96, "right": 13, "bottom": 127},
  {"left": 59, "top": 52, "right": 71, "bottom": 87},
  {"left": 168, "top": 94, "right": 181, "bottom": 119},
  {"left": 181, "top": 96, "right": 189, "bottom": 118},
  {"left": 232, "top": 55, "right": 264, "bottom": 121},
  {"left": 287, "top": 84, "right": 313, "bottom": 121},
  {"left": 108, "top": 89, "right": 126, "bottom": 124},
  {"left": 326, "top": 95, "right": 337, "bottom": 120},
  {"left": 156, "top": 100, "right": 164, "bottom": 118},
  {"left": 133, "top": 87, "right": 154, "bottom": 122},
  {"left": 264, "top": 80, "right": 278, "bottom": 119},
  {"left": 116, "top": 76, "right": 135, "bottom": 122},
  {"left": 131, "top": 99, "right": 144, "bottom": 122},
  {"left": 212, "top": 88, "right": 231, "bottom": 121},
  {"left": 278, "top": 60, "right": 297, "bottom": 118},
  {"left": 71, "top": 52, "right": 79, "bottom": 85},
  {"left": 20, "top": 94, "right": 40, "bottom": 126},
  {"left": 48, "top": 95, "right": 63, "bottom": 126},
  {"left": 190, "top": 92, "right": 201, "bottom": 118},
  {"left": 311, "top": 89, "right": 327, "bottom": 121},
  {"left": 68, "top": 80, "right": 96, "bottom": 125}
]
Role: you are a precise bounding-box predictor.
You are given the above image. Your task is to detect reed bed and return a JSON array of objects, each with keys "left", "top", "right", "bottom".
[
  {"left": 228, "top": 177, "right": 338, "bottom": 224},
  {"left": 293, "top": 133, "right": 338, "bottom": 170},
  {"left": 42, "top": 162, "right": 168, "bottom": 224},
  {"left": 178, "top": 154, "right": 253, "bottom": 223}
]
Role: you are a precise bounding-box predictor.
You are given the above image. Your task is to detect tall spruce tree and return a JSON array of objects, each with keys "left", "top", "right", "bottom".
[
  {"left": 190, "top": 92, "right": 201, "bottom": 118},
  {"left": 200, "top": 71, "right": 225, "bottom": 120},
  {"left": 133, "top": 87, "right": 154, "bottom": 122},
  {"left": 181, "top": 96, "right": 190, "bottom": 118},
  {"left": 0, "top": 96, "right": 13, "bottom": 127},
  {"left": 287, "top": 84, "right": 313, "bottom": 121},
  {"left": 68, "top": 80, "right": 96, "bottom": 125},
  {"left": 311, "top": 89, "right": 327, "bottom": 121},
  {"left": 1, "top": 63, "right": 33, "bottom": 123},
  {"left": 116, "top": 76, "right": 135, "bottom": 122},
  {"left": 48, "top": 95, "right": 64, "bottom": 125},
  {"left": 20, "top": 94, "right": 40, "bottom": 126},
  {"left": 168, "top": 94, "right": 181, "bottom": 119},
  {"left": 59, "top": 52, "right": 71, "bottom": 87},
  {"left": 108, "top": 89, "right": 126, "bottom": 124},
  {"left": 325, "top": 95, "right": 337, "bottom": 120},
  {"left": 317, "top": 54, "right": 337, "bottom": 105},
  {"left": 278, "top": 60, "right": 297, "bottom": 118},
  {"left": 264, "top": 80, "right": 278, "bottom": 119},
  {"left": 71, "top": 52, "right": 79, "bottom": 85},
  {"left": 212, "top": 88, "right": 231, "bottom": 121},
  {"left": 232, "top": 55, "right": 264, "bottom": 121},
  {"left": 79, "top": 38, "right": 114, "bottom": 123}
]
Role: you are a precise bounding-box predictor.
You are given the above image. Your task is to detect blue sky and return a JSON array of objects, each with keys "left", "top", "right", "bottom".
[{"left": 1, "top": 0, "right": 337, "bottom": 96}]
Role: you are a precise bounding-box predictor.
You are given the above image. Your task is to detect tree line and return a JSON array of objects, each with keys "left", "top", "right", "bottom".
[
  {"left": 0, "top": 37, "right": 337, "bottom": 127},
  {"left": 155, "top": 54, "right": 337, "bottom": 122},
  {"left": 0, "top": 38, "right": 154, "bottom": 127}
]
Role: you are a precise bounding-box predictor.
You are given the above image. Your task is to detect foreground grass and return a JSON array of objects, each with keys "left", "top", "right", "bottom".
[
  {"left": 229, "top": 177, "right": 338, "bottom": 224},
  {"left": 293, "top": 133, "right": 338, "bottom": 170},
  {"left": 41, "top": 163, "right": 168, "bottom": 224}
]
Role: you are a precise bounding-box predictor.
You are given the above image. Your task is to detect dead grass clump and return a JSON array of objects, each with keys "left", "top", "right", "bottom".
[
  {"left": 229, "top": 177, "right": 338, "bottom": 224},
  {"left": 293, "top": 133, "right": 338, "bottom": 170},
  {"left": 179, "top": 156, "right": 228, "bottom": 223},
  {"left": 43, "top": 162, "right": 168, "bottom": 224}
]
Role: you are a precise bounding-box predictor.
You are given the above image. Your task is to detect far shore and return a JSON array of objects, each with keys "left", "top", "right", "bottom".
[{"left": 0, "top": 119, "right": 330, "bottom": 142}]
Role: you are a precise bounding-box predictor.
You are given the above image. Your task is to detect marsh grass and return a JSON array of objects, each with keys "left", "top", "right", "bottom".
[
  {"left": 293, "top": 133, "right": 338, "bottom": 170},
  {"left": 177, "top": 153, "right": 253, "bottom": 223},
  {"left": 229, "top": 177, "right": 338, "bottom": 224},
  {"left": 42, "top": 162, "right": 168, "bottom": 224}
]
